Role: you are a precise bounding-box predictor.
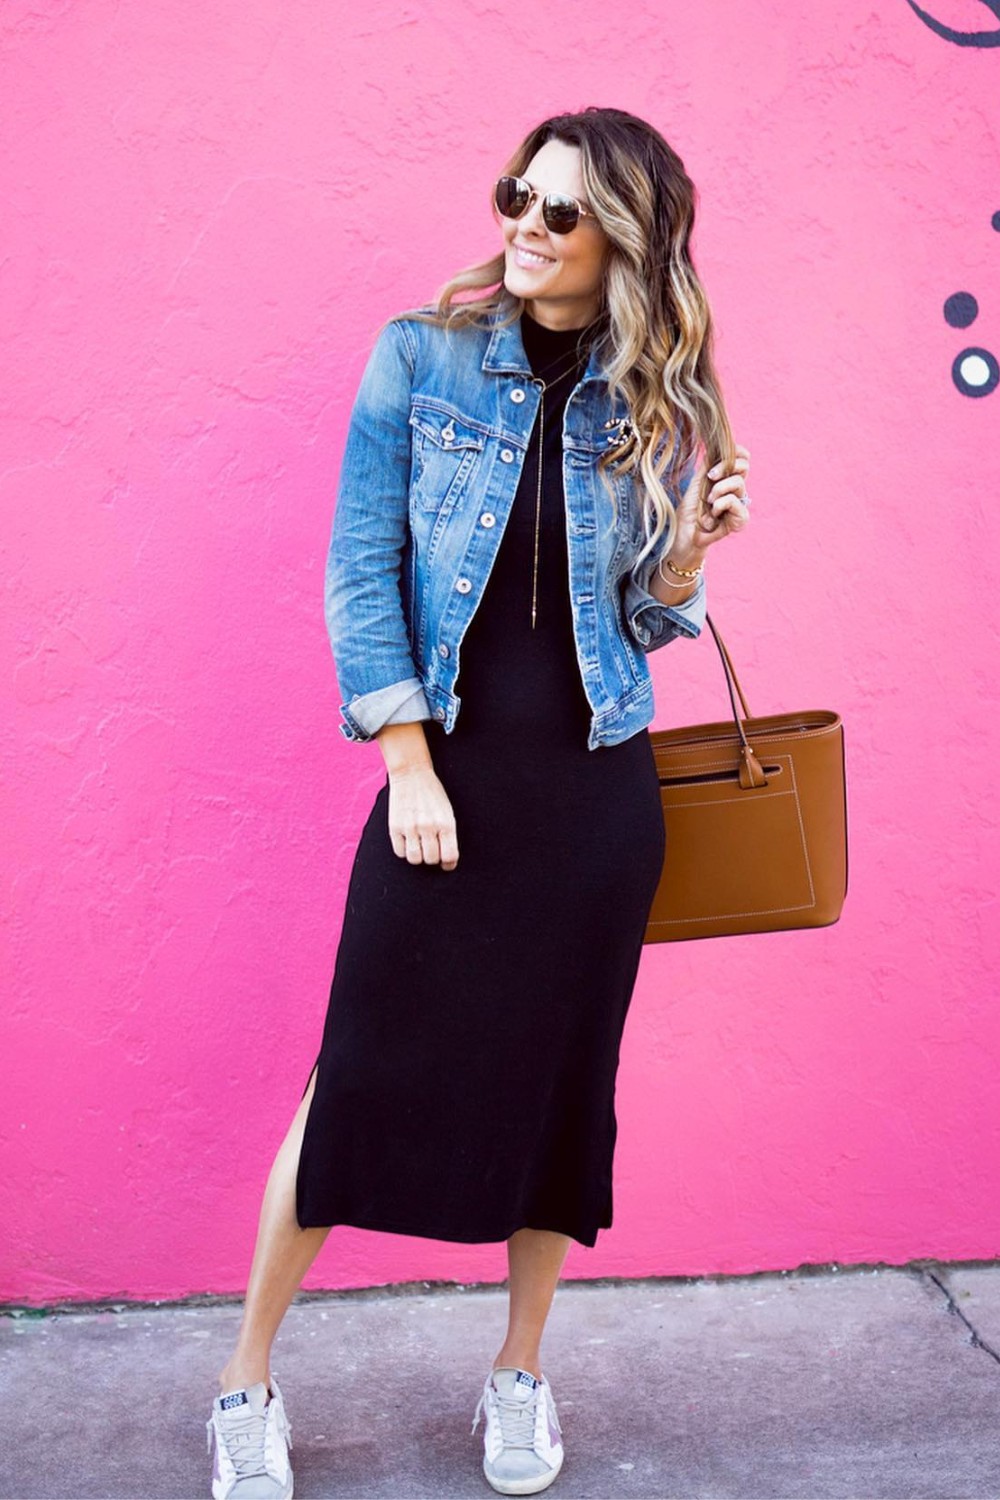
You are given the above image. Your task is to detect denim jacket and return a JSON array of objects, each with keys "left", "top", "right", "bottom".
[{"left": 325, "top": 297, "right": 706, "bottom": 750}]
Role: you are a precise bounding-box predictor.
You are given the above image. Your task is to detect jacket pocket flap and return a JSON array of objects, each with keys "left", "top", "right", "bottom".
[{"left": 408, "top": 402, "right": 486, "bottom": 451}]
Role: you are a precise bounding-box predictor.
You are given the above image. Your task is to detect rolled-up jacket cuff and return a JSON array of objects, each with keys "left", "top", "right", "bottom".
[
  {"left": 623, "top": 565, "right": 706, "bottom": 650},
  {"left": 339, "top": 675, "right": 432, "bottom": 742}
]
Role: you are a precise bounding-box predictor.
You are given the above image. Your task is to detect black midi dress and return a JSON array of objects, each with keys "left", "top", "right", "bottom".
[{"left": 295, "top": 310, "right": 666, "bottom": 1248}]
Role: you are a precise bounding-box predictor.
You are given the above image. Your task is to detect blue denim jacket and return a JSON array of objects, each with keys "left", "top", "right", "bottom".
[{"left": 325, "top": 297, "right": 706, "bottom": 750}]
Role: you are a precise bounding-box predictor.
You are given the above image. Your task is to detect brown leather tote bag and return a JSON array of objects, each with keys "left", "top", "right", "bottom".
[{"left": 644, "top": 615, "right": 848, "bottom": 943}]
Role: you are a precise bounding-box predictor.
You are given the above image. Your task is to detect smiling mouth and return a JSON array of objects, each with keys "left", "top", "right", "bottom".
[{"left": 513, "top": 244, "right": 556, "bottom": 268}]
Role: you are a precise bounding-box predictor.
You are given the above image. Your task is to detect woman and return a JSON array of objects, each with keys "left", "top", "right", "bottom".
[{"left": 206, "top": 106, "right": 751, "bottom": 1499}]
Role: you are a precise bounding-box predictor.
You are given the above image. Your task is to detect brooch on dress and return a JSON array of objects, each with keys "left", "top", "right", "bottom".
[{"left": 603, "top": 417, "right": 636, "bottom": 450}]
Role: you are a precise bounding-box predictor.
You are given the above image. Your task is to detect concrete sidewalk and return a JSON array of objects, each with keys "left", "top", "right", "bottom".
[{"left": 3, "top": 1261, "right": 1000, "bottom": 1499}]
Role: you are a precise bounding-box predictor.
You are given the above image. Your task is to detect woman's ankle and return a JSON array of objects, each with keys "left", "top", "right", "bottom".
[
  {"left": 218, "top": 1359, "right": 272, "bottom": 1394},
  {"left": 493, "top": 1351, "right": 542, "bottom": 1381}
]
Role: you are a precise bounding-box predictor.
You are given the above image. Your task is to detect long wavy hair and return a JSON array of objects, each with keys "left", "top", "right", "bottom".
[{"left": 404, "top": 106, "right": 737, "bottom": 568}]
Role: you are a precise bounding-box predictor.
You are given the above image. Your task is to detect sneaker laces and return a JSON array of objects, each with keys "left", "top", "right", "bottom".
[
  {"left": 472, "top": 1379, "right": 549, "bottom": 1448},
  {"left": 206, "top": 1401, "right": 281, "bottom": 1477}
]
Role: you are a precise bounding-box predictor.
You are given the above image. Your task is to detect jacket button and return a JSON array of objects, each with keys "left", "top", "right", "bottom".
[
  {"left": 438, "top": 642, "right": 450, "bottom": 658},
  {"left": 434, "top": 707, "right": 446, "bottom": 720},
  {"left": 500, "top": 448, "right": 515, "bottom": 463},
  {"left": 455, "top": 576, "right": 472, "bottom": 593},
  {"left": 480, "top": 512, "right": 496, "bottom": 527},
  {"left": 510, "top": 388, "right": 526, "bottom": 403}
]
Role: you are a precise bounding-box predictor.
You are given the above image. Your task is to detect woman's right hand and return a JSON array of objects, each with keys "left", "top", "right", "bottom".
[{"left": 387, "top": 764, "right": 460, "bottom": 871}]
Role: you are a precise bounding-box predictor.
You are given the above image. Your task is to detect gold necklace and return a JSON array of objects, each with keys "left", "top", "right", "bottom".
[{"left": 529, "top": 353, "right": 588, "bottom": 628}]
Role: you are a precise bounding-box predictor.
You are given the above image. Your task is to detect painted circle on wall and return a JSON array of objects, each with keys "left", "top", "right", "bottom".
[
  {"left": 944, "top": 291, "right": 979, "bottom": 328},
  {"left": 951, "top": 347, "right": 999, "bottom": 397}
]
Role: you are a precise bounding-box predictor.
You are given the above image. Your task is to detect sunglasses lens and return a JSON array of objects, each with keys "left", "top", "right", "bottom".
[
  {"left": 495, "top": 176, "right": 531, "bottom": 219},
  {"left": 542, "top": 194, "right": 580, "bottom": 234}
]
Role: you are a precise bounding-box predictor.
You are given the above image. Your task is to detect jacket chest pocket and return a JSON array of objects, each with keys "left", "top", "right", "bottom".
[{"left": 408, "top": 402, "right": 487, "bottom": 512}]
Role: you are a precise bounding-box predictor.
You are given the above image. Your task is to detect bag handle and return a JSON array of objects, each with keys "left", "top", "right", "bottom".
[{"left": 704, "top": 613, "right": 767, "bottom": 788}]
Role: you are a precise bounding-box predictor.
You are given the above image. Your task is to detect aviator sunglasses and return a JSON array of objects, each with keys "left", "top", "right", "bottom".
[{"left": 493, "top": 174, "right": 598, "bottom": 235}]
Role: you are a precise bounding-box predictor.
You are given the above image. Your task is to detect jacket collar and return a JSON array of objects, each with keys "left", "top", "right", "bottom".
[{"left": 481, "top": 291, "right": 608, "bottom": 386}]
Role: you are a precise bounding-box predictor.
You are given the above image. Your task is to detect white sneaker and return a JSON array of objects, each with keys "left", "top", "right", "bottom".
[
  {"left": 205, "top": 1373, "right": 294, "bottom": 1500},
  {"left": 471, "top": 1365, "right": 564, "bottom": 1495}
]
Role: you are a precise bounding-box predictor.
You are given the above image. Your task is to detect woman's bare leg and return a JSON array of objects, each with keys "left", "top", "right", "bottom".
[
  {"left": 492, "top": 1228, "right": 573, "bottom": 1381},
  {"left": 218, "top": 1064, "right": 331, "bottom": 1393}
]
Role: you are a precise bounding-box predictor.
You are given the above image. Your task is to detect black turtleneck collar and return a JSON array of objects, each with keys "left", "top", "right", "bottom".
[{"left": 519, "top": 306, "right": 603, "bottom": 379}]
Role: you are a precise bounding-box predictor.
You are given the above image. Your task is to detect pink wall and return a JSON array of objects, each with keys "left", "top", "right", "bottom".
[{"left": 4, "top": 1, "right": 999, "bottom": 1306}]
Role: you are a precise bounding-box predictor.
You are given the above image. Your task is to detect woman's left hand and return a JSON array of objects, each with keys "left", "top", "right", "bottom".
[{"left": 669, "top": 444, "right": 752, "bottom": 565}]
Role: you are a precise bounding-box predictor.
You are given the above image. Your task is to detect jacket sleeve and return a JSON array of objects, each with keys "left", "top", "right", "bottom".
[
  {"left": 621, "top": 446, "right": 707, "bottom": 653},
  {"left": 324, "top": 318, "right": 433, "bottom": 743}
]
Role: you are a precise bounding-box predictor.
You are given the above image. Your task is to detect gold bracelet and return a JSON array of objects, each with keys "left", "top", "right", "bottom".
[
  {"left": 656, "top": 555, "right": 704, "bottom": 587},
  {"left": 662, "top": 555, "right": 703, "bottom": 578},
  {"left": 656, "top": 564, "right": 699, "bottom": 588}
]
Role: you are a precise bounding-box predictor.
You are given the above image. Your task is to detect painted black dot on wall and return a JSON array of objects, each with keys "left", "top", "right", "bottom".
[
  {"left": 943, "top": 210, "right": 998, "bottom": 398},
  {"left": 944, "top": 291, "right": 979, "bottom": 328}
]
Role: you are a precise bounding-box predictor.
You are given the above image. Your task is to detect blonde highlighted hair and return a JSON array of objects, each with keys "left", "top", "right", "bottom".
[{"left": 406, "top": 106, "right": 737, "bottom": 568}]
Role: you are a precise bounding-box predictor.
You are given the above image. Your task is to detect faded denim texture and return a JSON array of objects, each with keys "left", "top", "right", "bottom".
[{"left": 325, "top": 297, "right": 705, "bottom": 749}]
